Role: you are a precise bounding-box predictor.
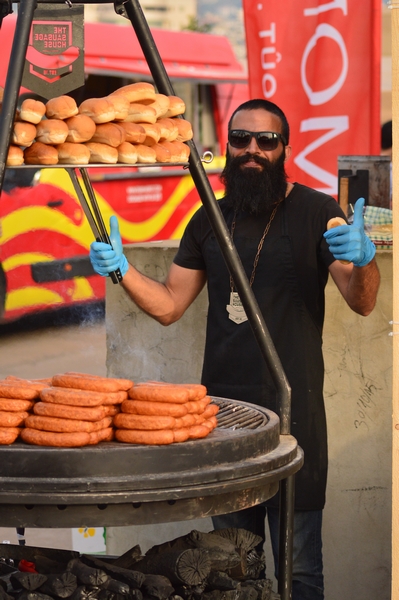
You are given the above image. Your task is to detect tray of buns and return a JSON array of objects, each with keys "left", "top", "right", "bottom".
[
  {"left": 5, "top": 82, "right": 193, "bottom": 168},
  {"left": 8, "top": 161, "right": 189, "bottom": 169}
]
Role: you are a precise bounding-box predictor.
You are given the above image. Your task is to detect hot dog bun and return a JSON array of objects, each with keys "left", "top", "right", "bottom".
[
  {"left": 156, "top": 118, "right": 179, "bottom": 142},
  {"left": 57, "top": 142, "right": 91, "bottom": 165},
  {"left": 134, "top": 144, "right": 157, "bottom": 163},
  {"left": 78, "top": 97, "right": 116, "bottom": 124},
  {"left": 158, "top": 140, "right": 190, "bottom": 162},
  {"left": 143, "top": 93, "right": 170, "bottom": 119},
  {"left": 19, "top": 98, "right": 46, "bottom": 124},
  {"left": 141, "top": 122, "right": 162, "bottom": 146},
  {"left": 326, "top": 216, "right": 347, "bottom": 229},
  {"left": 124, "top": 103, "right": 157, "bottom": 124},
  {"left": 151, "top": 142, "right": 171, "bottom": 163},
  {"left": 111, "top": 82, "right": 156, "bottom": 104},
  {"left": 106, "top": 94, "right": 130, "bottom": 121},
  {"left": 165, "top": 95, "right": 185, "bottom": 117},
  {"left": 7, "top": 145, "right": 24, "bottom": 166},
  {"left": 174, "top": 118, "right": 193, "bottom": 142},
  {"left": 36, "top": 118, "right": 69, "bottom": 144},
  {"left": 117, "top": 141, "right": 138, "bottom": 164},
  {"left": 91, "top": 122, "right": 126, "bottom": 147},
  {"left": 24, "top": 142, "right": 59, "bottom": 165},
  {"left": 65, "top": 114, "right": 96, "bottom": 143},
  {"left": 46, "top": 95, "right": 79, "bottom": 120},
  {"left": 85, "top": 142, "right": 118, "bottom": 164},
  {"left": 326, "top": 215, "right": 351, "bottom": 264},
  {"left": 11, "top": 121, "right": 37, "bottom": 147},
  {"left": 117, "top": 122, "right": 146, "bottom": 143}
]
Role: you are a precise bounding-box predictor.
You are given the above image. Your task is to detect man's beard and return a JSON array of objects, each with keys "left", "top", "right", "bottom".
[{"left": 220, "top": 150, "right": 288, "bottom": 215}]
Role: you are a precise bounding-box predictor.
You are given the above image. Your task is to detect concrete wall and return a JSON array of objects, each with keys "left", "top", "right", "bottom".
[{"left": 105, "top": 244, "right": 392, "bottom": 600}]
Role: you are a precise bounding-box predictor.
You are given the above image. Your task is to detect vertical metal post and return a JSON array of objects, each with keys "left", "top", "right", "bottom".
[{"left": 278, "top": 475, "right": 295, "bottom": 600}]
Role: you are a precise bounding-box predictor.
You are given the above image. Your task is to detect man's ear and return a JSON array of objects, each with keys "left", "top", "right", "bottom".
[{"left": 284, "top": 145, "right": 292, "bottom": 162}]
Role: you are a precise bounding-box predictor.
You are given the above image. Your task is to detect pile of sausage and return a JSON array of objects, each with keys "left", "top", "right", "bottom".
[
  {"left": 0, "top": 373, "right": 218, "bottom": 447},
  {"left": 4, "top": 81, "right": 193, "bottom": 167}
]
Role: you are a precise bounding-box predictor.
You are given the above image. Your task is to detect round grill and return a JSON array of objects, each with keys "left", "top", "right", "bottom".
[{"left": 0, "top": 398, "right": 303, "bottom": 528}]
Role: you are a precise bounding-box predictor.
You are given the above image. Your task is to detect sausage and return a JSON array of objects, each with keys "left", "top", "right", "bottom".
[
  {"left": 0, "top": 381, "right": 40, "bottom": 400},
  {"left": 185, "top": 396, "right": 211, "bottom": 414},
  {"left": 146, "top": 381, "right": 207, "bottom": 401},
  {"left": 33, "top": 401, "right": 108, "bottom": 422},
  {"left": 188, "top": 424, "right": 211, "bottom": 439},
  {"left": 0, "top": 411, "right": 29, "bottom": 427},
  {"left": 114, "top": 412, "right": 177, "bottom": 430},
  {"left": 115, "top": 428, "right": 175, "bottom": 445},
  {"left": 21, "top": 428, "right": 91, "bottom": 447},
  {"left": 204, "top": 416, "right": 218, "bottom": 430},
  {"left": 128, "top": 384, "right": 190, "bottom": 404},
  {"left": 5, "top": 375, "right": 52, "bottom": 388},
  {"left": 52, "top": 372, "right": 133, "bottom": 392},
  {"left": 0, "top": 427, "right": 21, "bottom": 445},
  {"left": 121, "top": 399, "right": 188, "bottom": 418},
  {"left": 25, "top": 414, "right": 113, "bottom": 433},
  {"left": 102, "top": 404, "right": 120, "bottom": 417},
  {"left": 88, "top": 427, "right": 114, "bottom": 444},
  {"left": 175, "top": 414, "right": 196, "bottom": 427},
  {"left": 202, "top": 403, "right": 219, "bottom": 419},
  {"left": 0, "top": 398, "right": 34, "bottom": 412},
  {"left": 173, "top": 428, "right": 190, "bottom": 443},
  {"left": 40, "top": 387, "right": 126, "bottom": 407}
]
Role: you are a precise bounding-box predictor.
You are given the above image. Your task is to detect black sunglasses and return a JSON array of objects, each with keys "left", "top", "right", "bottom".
[{"left": 228, "top": 129, "right": 287, "bottom": 151}]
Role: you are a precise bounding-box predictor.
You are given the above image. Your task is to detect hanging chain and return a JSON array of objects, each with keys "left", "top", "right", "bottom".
[{"left": 229, "top": 198, "right": 283, "bottom": 291}]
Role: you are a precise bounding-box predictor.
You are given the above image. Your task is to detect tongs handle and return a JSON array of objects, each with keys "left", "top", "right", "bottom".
[{"left": 67, "top": 167, "right": 123, "bottom": 284}]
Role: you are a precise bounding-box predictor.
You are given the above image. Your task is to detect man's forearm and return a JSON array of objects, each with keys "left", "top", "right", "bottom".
[
  {"left": 120, "top": 264, "right": 177, "bottom": 325},
  {"left": 346, "top": 258, "right": 380, "bottom": 316}
]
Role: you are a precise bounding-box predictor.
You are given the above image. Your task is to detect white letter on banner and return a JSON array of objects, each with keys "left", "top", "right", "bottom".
[
  {"left": 301, "top": 24, "right": 348, "bottom": 106},
  {"left": 262, "top": 74, "right": 277, "bottom": 98},
  {"left": 304, "top": 0, "right": 347, "bottom": 16},
  {"left": 293, "top": 115, "right": 349, "bottom": 194}
]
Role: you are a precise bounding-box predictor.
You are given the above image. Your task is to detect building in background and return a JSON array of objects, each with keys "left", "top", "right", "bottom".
[{"left": 85, "top": 0, "right": 196, "bottom": 31}]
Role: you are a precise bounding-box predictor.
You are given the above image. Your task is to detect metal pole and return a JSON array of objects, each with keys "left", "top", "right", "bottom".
[
  {"left": 0, "top": 0, "right": 36, "bottom": 192},
  {"left": 278, "top": 476, "right": 295, "bottom": 600}
]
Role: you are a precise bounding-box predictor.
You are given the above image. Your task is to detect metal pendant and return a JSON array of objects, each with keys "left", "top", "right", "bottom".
[{"left": 226, "top": 292, "right": 248, "bottom": 324}]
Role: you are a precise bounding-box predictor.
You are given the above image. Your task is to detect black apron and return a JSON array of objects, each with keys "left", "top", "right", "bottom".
[{"left": 201, "top": 201, "right": 328, "bottom": 510}]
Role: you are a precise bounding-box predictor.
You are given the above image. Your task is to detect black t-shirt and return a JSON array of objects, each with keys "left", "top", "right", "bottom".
[{"left": 174, "top": 183, "right": 344, "bottom": 335}]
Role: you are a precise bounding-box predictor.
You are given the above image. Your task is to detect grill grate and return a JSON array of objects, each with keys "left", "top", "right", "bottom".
[{"left": 214, "top": 399, "right": 269, "bottom": 430}]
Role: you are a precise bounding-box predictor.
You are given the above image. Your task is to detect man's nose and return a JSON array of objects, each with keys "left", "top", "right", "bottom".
[{"left": 246, "top": 136, "right": 261, "bottom": 153}]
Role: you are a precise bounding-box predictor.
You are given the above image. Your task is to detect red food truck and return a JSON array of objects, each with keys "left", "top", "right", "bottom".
[{"left": 0, "top": 16, "right": 248, "bottom": 323}]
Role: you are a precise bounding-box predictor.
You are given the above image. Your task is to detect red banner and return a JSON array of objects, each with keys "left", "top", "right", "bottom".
[{"left": 242, "top": 0, "right": 381, "bottom": 196}]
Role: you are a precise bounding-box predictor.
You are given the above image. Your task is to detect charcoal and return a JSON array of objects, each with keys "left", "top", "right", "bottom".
[
  {"left": 141, "top": 575, "right": 174, "bottom": 600},
  {"left": 100, "top": 579, "right": 129, "bottom": 596},
  {"left": 67, "top": 561, "right": 109, "bottom": 587},
  {"left": 80, "top": 556, "right": 144, "bottom": 589},
  {"left": 10, "top": 573, "right": 47, "bottom": 592},
  {"left": 38, "top": 572, "right": 78, "bottom": 598},
  {"left": 15, "top": 591, "right": 54, "bottom": 600},
  {"left": 205, "top": 571, "right": 238, "bottom": 591},
  {"left": 134, "top": 548, "right": 210, "bottom": 587}
]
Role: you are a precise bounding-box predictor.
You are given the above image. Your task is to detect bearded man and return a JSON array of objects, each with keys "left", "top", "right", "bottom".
[{"left": 89, "top": 99, "right": 380, "bottom": 600}]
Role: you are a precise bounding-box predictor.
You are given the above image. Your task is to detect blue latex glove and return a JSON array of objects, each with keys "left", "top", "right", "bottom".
[
  {"left": 89, "top": 216, "right": 128, "bottom": 277},
  {"left": 323, "top": 198, "right": 376, "bottom": 267}
]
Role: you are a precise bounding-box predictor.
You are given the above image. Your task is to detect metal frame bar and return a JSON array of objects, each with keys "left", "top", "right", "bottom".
[{"left": 0, "top": 2, "right": 295, "bottom": 596}]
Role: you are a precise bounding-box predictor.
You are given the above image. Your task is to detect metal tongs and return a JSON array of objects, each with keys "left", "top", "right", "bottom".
[{"left": 66, "top": 167, "right": 123, "bottom": 284}]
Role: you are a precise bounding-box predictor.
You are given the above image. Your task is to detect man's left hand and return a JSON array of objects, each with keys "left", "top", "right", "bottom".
[{"left": 323, "top": 198, "right": 376, "bottom": 267}]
